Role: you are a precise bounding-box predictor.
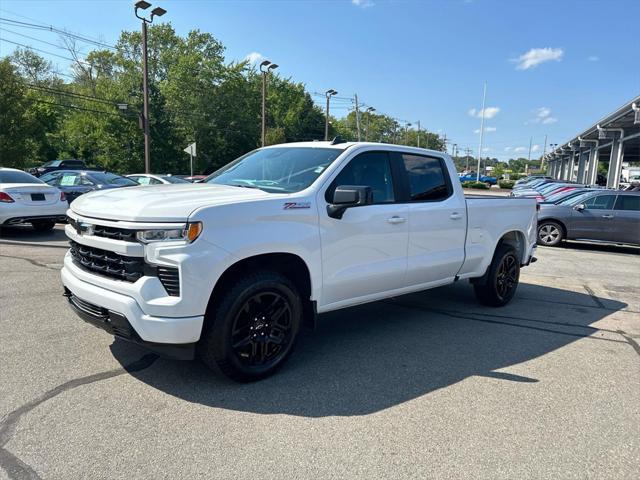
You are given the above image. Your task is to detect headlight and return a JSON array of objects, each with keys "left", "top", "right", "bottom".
[{"left": 136, "top": 222, "right": 203, "bottom": 244}]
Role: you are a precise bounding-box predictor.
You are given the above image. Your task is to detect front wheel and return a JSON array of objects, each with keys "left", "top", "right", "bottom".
[
  {"left": 537, "top": 221, "right": 564, "bottom": 247},
  {"left": 199, "top": 271, "right": 302, "bottom": 382},
  {"left": 473, "top": 244, "right": 520, "bottom": 307}
]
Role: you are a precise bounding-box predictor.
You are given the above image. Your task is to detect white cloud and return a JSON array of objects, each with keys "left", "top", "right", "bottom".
[
  {"left": 244, "top": 52, "right": 264, "bottom": 65},
  {"left": 512, "top": 47, "right": 564, "bottom": 70},
  {"left": 536, "top": 107, "right": 551, "bottom": 119},
  {"left": 504, "top": 147, "right": 512, "bottom": 152},
  {"left": 528, "top": 107, "right": 558, "bottom": 125},
  {"left": 468, "top": 107, "right": 500, "bottom": 119},
  {"left": 531, "top": 144, "right": 540, "bottom": 153},
  {"left": 514, "top": 146, "right": 527, "bottom": 153},
  {"left": 587, "top": 55, "right": 599, "bottom": 62},
  {"left": 352, "top": 0, "right": 375, "bottom": 7},
  {"left": 474, "top": 126, "right": 497, "bottom": 134},
  {"left": 482, "top": 147, "right": 491, "bottom": 152}
]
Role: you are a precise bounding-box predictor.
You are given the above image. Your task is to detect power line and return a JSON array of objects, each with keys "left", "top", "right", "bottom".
[
  {"left": 1, "top": 38, "right": 91, "bottom": 65},
  {"left": 25, "top": 84, "right": 126, "bottom": 106},
  {"left": 31, "top": 98, "right": 126, "bottom": 117},
  {"left": 0, "top": 17, "right": 117, "bottom": 50}
]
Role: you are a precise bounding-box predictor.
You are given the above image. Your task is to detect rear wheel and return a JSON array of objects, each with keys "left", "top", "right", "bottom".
[
  {"left": 537, "top": 221, "right": 563, "bottom": 247},
  {"left": 199, "top": 271, "right": 302, "bottom": 382},
  {"left": 31, "top": 220, "right": 55, "bottom": 232},
  {"left": 473, "top": 244, "right": 520, "bottom": 307}
]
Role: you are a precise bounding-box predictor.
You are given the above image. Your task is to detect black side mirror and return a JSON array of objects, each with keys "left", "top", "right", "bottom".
[{"left": 327, "top": 185, "right": 373, "bottom": 219}]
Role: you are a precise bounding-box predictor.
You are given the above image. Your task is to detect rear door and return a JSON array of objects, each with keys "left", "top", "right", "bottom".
[
  {"left": 611, "top": 195, "right": 640, "bottom": 244},
  {"left": 569, "top": 194, "right": 617, "bottom": 240},
  {"left": 399, "top": 153, "right": 466, "bottom": 286}
]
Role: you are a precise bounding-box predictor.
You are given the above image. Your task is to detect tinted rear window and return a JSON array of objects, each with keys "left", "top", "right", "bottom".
[
  {"left": 0, "top": 170, "right": 44, "bottom": 184},
  {"left": 162, "top": 176, "right": 190, "bottom": 183},
  {"left": 614, "top": 195, "right": 640, "bottom": 211}
]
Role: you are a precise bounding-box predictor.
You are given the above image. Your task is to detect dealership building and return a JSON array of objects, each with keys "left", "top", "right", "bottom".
[{"left": 544, "top": 96, "right": 640, "bottom": 188}]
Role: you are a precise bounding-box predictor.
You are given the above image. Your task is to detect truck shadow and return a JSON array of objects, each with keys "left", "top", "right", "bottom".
[{"left": 111, "top": 281, "right": 628, "bottom": 417}]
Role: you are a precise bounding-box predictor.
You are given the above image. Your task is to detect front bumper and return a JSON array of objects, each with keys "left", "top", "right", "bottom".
[
  {"left": 61, "top": 264, "right": 204, "bottom": 351},
  {"left": 63, "top": 287, "right": 195, "bottom": 360}
]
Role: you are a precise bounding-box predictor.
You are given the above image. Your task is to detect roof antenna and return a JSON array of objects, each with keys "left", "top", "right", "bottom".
[{"left": 330, "top": 135, "right": 346, "bottom": 145}]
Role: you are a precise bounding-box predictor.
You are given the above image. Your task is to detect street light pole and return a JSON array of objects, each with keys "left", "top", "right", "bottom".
[
  {"left": 405, "top": 123, "right": 412, "bottom": 145},
  {"left": 325, "top": 89, "right": 337, "bottom": 140},
  {"left": 476, "top": 81, "right": 487, "bottom": 181},
  {"left": 134, "top": 1, "right": 166, "bottom": 174},
  {"left": 260, "top": 60, "right": 278, "bottom": 147},
  {"left": 417, "top": 120, "right": 421, "bottom": 148}
]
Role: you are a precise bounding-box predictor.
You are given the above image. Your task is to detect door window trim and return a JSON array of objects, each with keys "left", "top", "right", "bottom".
[
  {"left": 323, "top": 150, "right": 404, "bottom": 206},
  {"left": 392, "top": 151, "right": 453, "bottom": 203}
]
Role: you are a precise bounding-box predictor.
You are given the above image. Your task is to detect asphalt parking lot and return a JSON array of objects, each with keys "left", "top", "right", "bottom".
[{"left": 1, "top": 225, "right": 639, "bottom": 479}]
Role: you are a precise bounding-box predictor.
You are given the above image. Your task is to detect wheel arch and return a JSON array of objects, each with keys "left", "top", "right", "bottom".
[
  {"left": 496, "top": 229, "right": 528, "bottom": 265},
  {"left": 205, "top": 252, "right": 316, "bottom": 330}
]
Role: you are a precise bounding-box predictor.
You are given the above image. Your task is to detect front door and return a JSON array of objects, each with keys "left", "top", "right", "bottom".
[
  {"left": 569, "top": 194, "right": 617, "bottom": 240},
  {"left": 318, "top": 151, "right": 409, "bottom": 307}
]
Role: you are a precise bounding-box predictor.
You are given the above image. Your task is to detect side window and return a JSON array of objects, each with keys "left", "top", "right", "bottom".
[
  {"left": 401, "top": 154, "right": 450, "bottom": 201},
  {"left": 149, "top": 177, "right": 163, "bottom": 185},
  {"left": 59, "top": 174, "right": 80, "bottom": 186},
  {"left": 614, "top": 195, "right": 640, "bottom": 211},
  {"left": 583, "top": 195, "right": 616, "bottom": 210},
  {"left": 41, "top": 172, "right": 62, "bottom": 185},
  {"left": 327, "top": 151, "right": 395, "bottom": 204},
  {"left": 134, "top": 176, "right": 151, "bottom": 185},
  {"left": 80, "top": 176, "right": 94, "bottom": 186}
]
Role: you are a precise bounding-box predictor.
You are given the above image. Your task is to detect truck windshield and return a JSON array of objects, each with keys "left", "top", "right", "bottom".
[{"left": 206, "top": 147, "right": 343, "bottom": 193}]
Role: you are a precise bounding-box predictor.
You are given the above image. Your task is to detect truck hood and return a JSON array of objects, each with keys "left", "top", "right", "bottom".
[{"left": 70, "top": 183, "right": 273, "bottom": 222}]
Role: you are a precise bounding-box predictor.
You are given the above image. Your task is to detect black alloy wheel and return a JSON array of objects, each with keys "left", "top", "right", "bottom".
[
  {"left": 230, "top": 291, "right": 293, "bottom": 367},
  {"left": 495, "top": 253, "right": 518, "bottom": 301}
]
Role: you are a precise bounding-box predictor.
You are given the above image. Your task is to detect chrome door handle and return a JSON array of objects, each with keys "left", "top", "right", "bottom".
[
  {"left": 601, "top": 214, "right": 614, "bottom": 219},
  {"left": 387, "top": 216, "right": 406, "bottom": 224},
  {"left": 450, "top": 212, "right": 463, "bottom": 220}
]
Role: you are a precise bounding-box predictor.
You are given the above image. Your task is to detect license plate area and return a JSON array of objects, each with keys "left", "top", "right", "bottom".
[{"left": 31, "top": 193, "right": 45, "bottom": 201}]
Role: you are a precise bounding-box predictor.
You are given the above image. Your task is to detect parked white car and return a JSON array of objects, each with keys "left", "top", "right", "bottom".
[
  {"left": 0, "top": 168, "right": 68, "bottom": 231},
  {"left": 126, "top": 174, "right": 191, "bottom": 185},
  {"left": 61, "top": 142, "right": 538, "bottom": 381}
]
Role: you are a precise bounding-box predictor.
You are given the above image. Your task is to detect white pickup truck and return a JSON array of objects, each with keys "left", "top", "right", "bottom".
[{"left": 61, "top": 141, "right": 537, "bottom": 381}]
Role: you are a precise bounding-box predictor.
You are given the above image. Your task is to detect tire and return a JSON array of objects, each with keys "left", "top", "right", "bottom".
[
  {"left": 473, "top": 244, "right": 521, "bottom": 307},
  {"left": 31, "top": 220, "right": 55, "bottom": 232},
  {"left": 199, "top": 271, "right": 302, "bottom": 382},
  {"left": 537, "top": 221, "right": 564, "bottom": 247}
]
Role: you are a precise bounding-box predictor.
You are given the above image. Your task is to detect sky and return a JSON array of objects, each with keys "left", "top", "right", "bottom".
[{"left": 1, "top": 0, "right": 639, "bottom": 160}]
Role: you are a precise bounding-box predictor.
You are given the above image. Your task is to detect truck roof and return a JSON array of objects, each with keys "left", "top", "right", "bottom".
[{"left": 263, "top": 141, "right": 447, "bottom": 156}]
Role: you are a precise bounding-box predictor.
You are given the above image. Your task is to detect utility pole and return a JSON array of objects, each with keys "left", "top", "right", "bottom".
[
  {"left": 405, "top": 123, "right": 412, "bottom": 145},
  {"left": 354, "top": 94, "right": 361, "bottom": 141},
  {"left": 465, "top": 147, "right": 472, "bottom": 172},
  {"left": 134, "top": 1, "right": 167, "bottom": 173},
  {"left": 452, "top": 143, "right": 458, "bottom": 158},
  {"left": 325, "top": 89, "right": 337, "bottom": 140},
  {"left": 541, "top": 134, "right": 548, "bottom": 170},
  {"left": 476, "top": 81, "right": 487, "bottom": 181},
  {"left": 260, "top": 60, "right": 278, "bottom": 147},
  {"left": 416, "top": 120, "right": 421, "bottom": 148},
  {"left": 527, "top": 136, "right": 533, "bottom": 161}
]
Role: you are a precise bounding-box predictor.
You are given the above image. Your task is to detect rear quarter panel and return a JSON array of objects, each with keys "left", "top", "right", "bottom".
[{"left": 459, "top": 196, "right": 537, "bottom": 278}]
